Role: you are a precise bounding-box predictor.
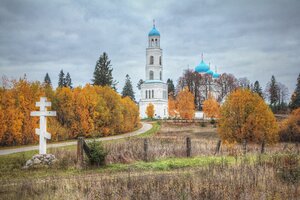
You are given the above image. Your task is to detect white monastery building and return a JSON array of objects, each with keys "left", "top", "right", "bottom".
[{"left": 139, "top": 22, "right": 168, "bottom": 119}]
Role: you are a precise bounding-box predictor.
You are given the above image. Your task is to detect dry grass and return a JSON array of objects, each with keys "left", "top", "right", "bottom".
[
  {"left": 1, "top": 156, "right": 300, "bottom": 200},
  {"left": 1, "top": 122, "right": 300, "bottom": 199}
]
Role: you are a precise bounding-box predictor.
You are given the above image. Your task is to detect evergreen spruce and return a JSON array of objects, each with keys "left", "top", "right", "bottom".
[
  {"left": 268, "top": 75, "right": 279, "bottom": 106},
  {"left": 167, "top": 78, "right": 175, "bottom": 96},
  {"left": 252, "top": 80, "right": 263, "bottom": 98},
  {"left": 58, "top": 70, "right": 65, "bottom": 88},
  {"left": 65, "top": 72, "right": 72, "bottom": 88},
  {"left": 44, "top": 73, "right": 52, "bottom": 86},
  {"left": 290, "top": 73, "right": 300, "bottom": 110},
  {"left": 122, "top": 74, "right": 135, "bottom": 101},
  {"left": 92, "top": 52, "right": 117, "bottom": 89}
]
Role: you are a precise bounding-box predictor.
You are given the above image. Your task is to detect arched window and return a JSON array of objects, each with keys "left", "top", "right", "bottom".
[
  {"left": 151, "top": 39, "right": 154, "bottom": 46},
  {"left": 149, "top": 70, "right": 154, "bottom": 80},
  {"left": 150, "top": 56, "right": 154, "bottom": 65},
  {"left": 155, "top": 39, "right": 158, "bottom": 46},
  {"left": 145, "top": 90, "right": 148, "bottom": 99},
  {"left": 160, "top": 71, "right": 162, "bottom": 80},
  {"left": 159, "top": 56, "right": 161, "bottom": 65},
  {"left": 152, "top": 90, "right": 154, "bottom": 98}
]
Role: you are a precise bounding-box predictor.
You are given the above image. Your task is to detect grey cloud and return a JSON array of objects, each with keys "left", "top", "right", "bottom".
[{"left": 0, "top": 0, "right": 299, "bottom": 101}]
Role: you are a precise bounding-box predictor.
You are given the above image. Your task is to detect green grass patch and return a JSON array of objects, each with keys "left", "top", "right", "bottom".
[
  {"left": 101, "top": 156, "right": 236, "bottom": 172},
  {"left": 137, "top": 122, "right": 161, "bottom": 138}
]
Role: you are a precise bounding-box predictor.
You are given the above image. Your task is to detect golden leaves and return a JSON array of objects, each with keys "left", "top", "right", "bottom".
[
  {"left": 218, "top": 89, "right": 279, "bottom": 144},
  {"left": 146, "top": 103, "right": 155, "bottom": 119}
]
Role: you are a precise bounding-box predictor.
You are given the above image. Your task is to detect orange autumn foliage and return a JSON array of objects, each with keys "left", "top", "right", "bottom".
[
  {"left": 168, "top": 96, "right": 177, "bottom": 117},
  {"left": 176, "top": 88, "right": 195, "bottom": 119},
  {"left": 0, "top": 79, "right": 140, "bottom": 146},
  {"left": 218, "top": 89, "right": 279, "bottom": 144},
  {"left": 0, "top": 78, "right": 44, "bottom": 145},
  {"left": 203, "top": 95, "right": 220, "bottom": 119},
  {"left": 146, "top": 103, "right": 155, "bottom": 118},
  {"left": 279, "top": 108, "right": 300, "bottom": 142}
]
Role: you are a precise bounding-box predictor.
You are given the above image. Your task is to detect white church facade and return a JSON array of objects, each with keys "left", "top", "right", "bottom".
[{"left": 139, "top": 23, "right": 168, "bottom": 119}]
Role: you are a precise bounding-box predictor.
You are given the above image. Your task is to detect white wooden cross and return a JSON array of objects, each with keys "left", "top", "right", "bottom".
[{"left": 30, "top": 97, "right": 56, "bottom": 154}]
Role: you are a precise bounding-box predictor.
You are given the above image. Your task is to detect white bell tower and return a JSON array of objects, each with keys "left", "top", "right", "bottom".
[{"left": 139, "top": 20, "right": 168, "bottom": 119}]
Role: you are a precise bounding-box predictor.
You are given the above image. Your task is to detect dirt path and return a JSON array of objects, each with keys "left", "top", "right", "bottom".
[{"left": 0, "top": 122, "right": 152, "bottom": 156}]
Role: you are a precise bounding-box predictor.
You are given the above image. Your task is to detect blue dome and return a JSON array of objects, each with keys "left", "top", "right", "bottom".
[
  {"left": 195, "top": 60, "right": 209, "bottom": 73},
  {"left": 212, "top": 73, "right": 220, "bottom": 78},
  {"left": 148, "top": 26, "right": 160, "bottom": 36},
  {"left": 205, "top": 69, "right": 214, "bottom": 76}
]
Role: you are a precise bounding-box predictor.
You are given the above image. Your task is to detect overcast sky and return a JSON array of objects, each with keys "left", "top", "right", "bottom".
[{"left": 0, "top": 0, "right": 299, "bottom": 101}]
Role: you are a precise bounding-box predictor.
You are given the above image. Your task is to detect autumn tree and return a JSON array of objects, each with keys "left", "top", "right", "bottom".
[
  {"left": 168, "top": 95, "right": 177, "bottom": 117},
  {"left": 176, "top": 87, "right": 195, "bottom": 119},
  {"left": 290, "top": 73, "right": 300, "bottom": 110},
  {"left": 92, "top": 52, "right": 117, "bottom": 89},
  {"left": 0, "top": 78, "right": 44, "bottom": 145},
  {"left": 121, "top": 74, "right": 135, "bottom": 101},
  {"left": 218, "top": 89, "right": 279, "bottom": 144},
  {"left": 279, "top": 108, "right": 300, "bottom": 142},
  {"left": 202, "top": 95, "right": 220, "bottom": 119},
  {"left": 177, "top": 69, "right": 203, "bottom": 110},
  {"left": 146, "top": 103, "right": 155, "bottom": 119}
]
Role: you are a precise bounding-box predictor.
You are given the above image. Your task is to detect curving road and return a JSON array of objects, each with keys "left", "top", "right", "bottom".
[{"left": 0, "top": 122, "right": 152, "bottom": 156}]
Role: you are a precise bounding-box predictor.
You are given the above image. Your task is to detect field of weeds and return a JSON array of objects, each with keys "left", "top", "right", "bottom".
[{"left": 0, "top": 122, "right": 300, "bottom": 200}]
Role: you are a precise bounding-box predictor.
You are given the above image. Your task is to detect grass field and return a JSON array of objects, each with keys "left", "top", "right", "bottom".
[{"left": 0, "top": 121, "right": 300, "bottom": 199}]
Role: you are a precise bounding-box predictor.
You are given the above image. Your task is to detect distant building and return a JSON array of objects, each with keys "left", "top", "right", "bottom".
[{"left": 139, "top": 22, "right": 168, "bottom": 119}]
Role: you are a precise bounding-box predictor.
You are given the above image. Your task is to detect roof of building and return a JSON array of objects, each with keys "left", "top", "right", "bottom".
[
  {"left": 205, "top": 69, "right": 214, "bottom": 75},
  {"left": 195, "top": 60, "right": 209, "bottom": 73},
  {"left": 148, "top": 26, "right": 160, "bottom": 36},
  {"left": 212, "top": 73, "right": 220, "bottom": 78},
  {"left": 144, "top": 80, "right": 164, "bottom": 84}
]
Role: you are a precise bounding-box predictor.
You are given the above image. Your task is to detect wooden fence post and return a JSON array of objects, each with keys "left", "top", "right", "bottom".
[
  {"left": 77, "top": 137, "right": 84, "bottom": 168},
  {"left": 215, "top": 140, "right": 221, "bottom": 155},
  {"left": 144, "top": 139, "right": 149, "bottom": 162},
  {"left": 186, "top": 137, "right": 191, "bottom": 157},
  {"left": 242, "top": 139, "right": 247, "bottom": 155},
  {"left": 261, "top": 140, "right": 265, "bottom": 154}
]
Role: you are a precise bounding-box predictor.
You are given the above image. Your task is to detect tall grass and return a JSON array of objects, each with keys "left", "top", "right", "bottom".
[{"left": 1, "top": 155, "right": 299, "bottom": 200}]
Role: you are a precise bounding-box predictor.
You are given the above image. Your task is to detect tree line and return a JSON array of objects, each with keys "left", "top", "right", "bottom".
[
  {"left": 166, "top": 69, "right": 300, "bottom": 113},
  {"left": 0, "top": 52, "right": 139, "bottom": 146}
]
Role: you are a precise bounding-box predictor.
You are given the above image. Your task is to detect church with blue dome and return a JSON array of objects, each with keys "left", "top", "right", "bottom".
[{"left": 139, "top": 22, "right": 168, "bottom": 119}]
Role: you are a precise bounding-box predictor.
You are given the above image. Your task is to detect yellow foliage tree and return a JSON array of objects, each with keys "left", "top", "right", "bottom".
[
  {"left": 0, "top": 79, "right": 140, "bottom": 146},
  {"left": 218, "top": 89, "right": 279, "bottom": 144},
  {"left": 168, "top": 96, "right": 177, "bottom": 117},
  {"left": 176, "top": 87, "right": 195, "bottom": 119},
  {"left": 203, "top": 95, "right": 220, "bottom": 119},
  {"left": 279, "top": 108, "right": 300, "bottom": 141},
  {"left": 146, "top": 103, "right": 155, "bottom": 119}
]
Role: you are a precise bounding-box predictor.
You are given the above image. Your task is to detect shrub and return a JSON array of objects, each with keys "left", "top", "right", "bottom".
[
  {"left": 279, "top": 108, "right": 300, "bottom": 142},
  {"left": 275, "top": 153, "right": 300, "bottom": 184},
  {"left": 88, "top": 140, "right": 108, "bottom": 166}
]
